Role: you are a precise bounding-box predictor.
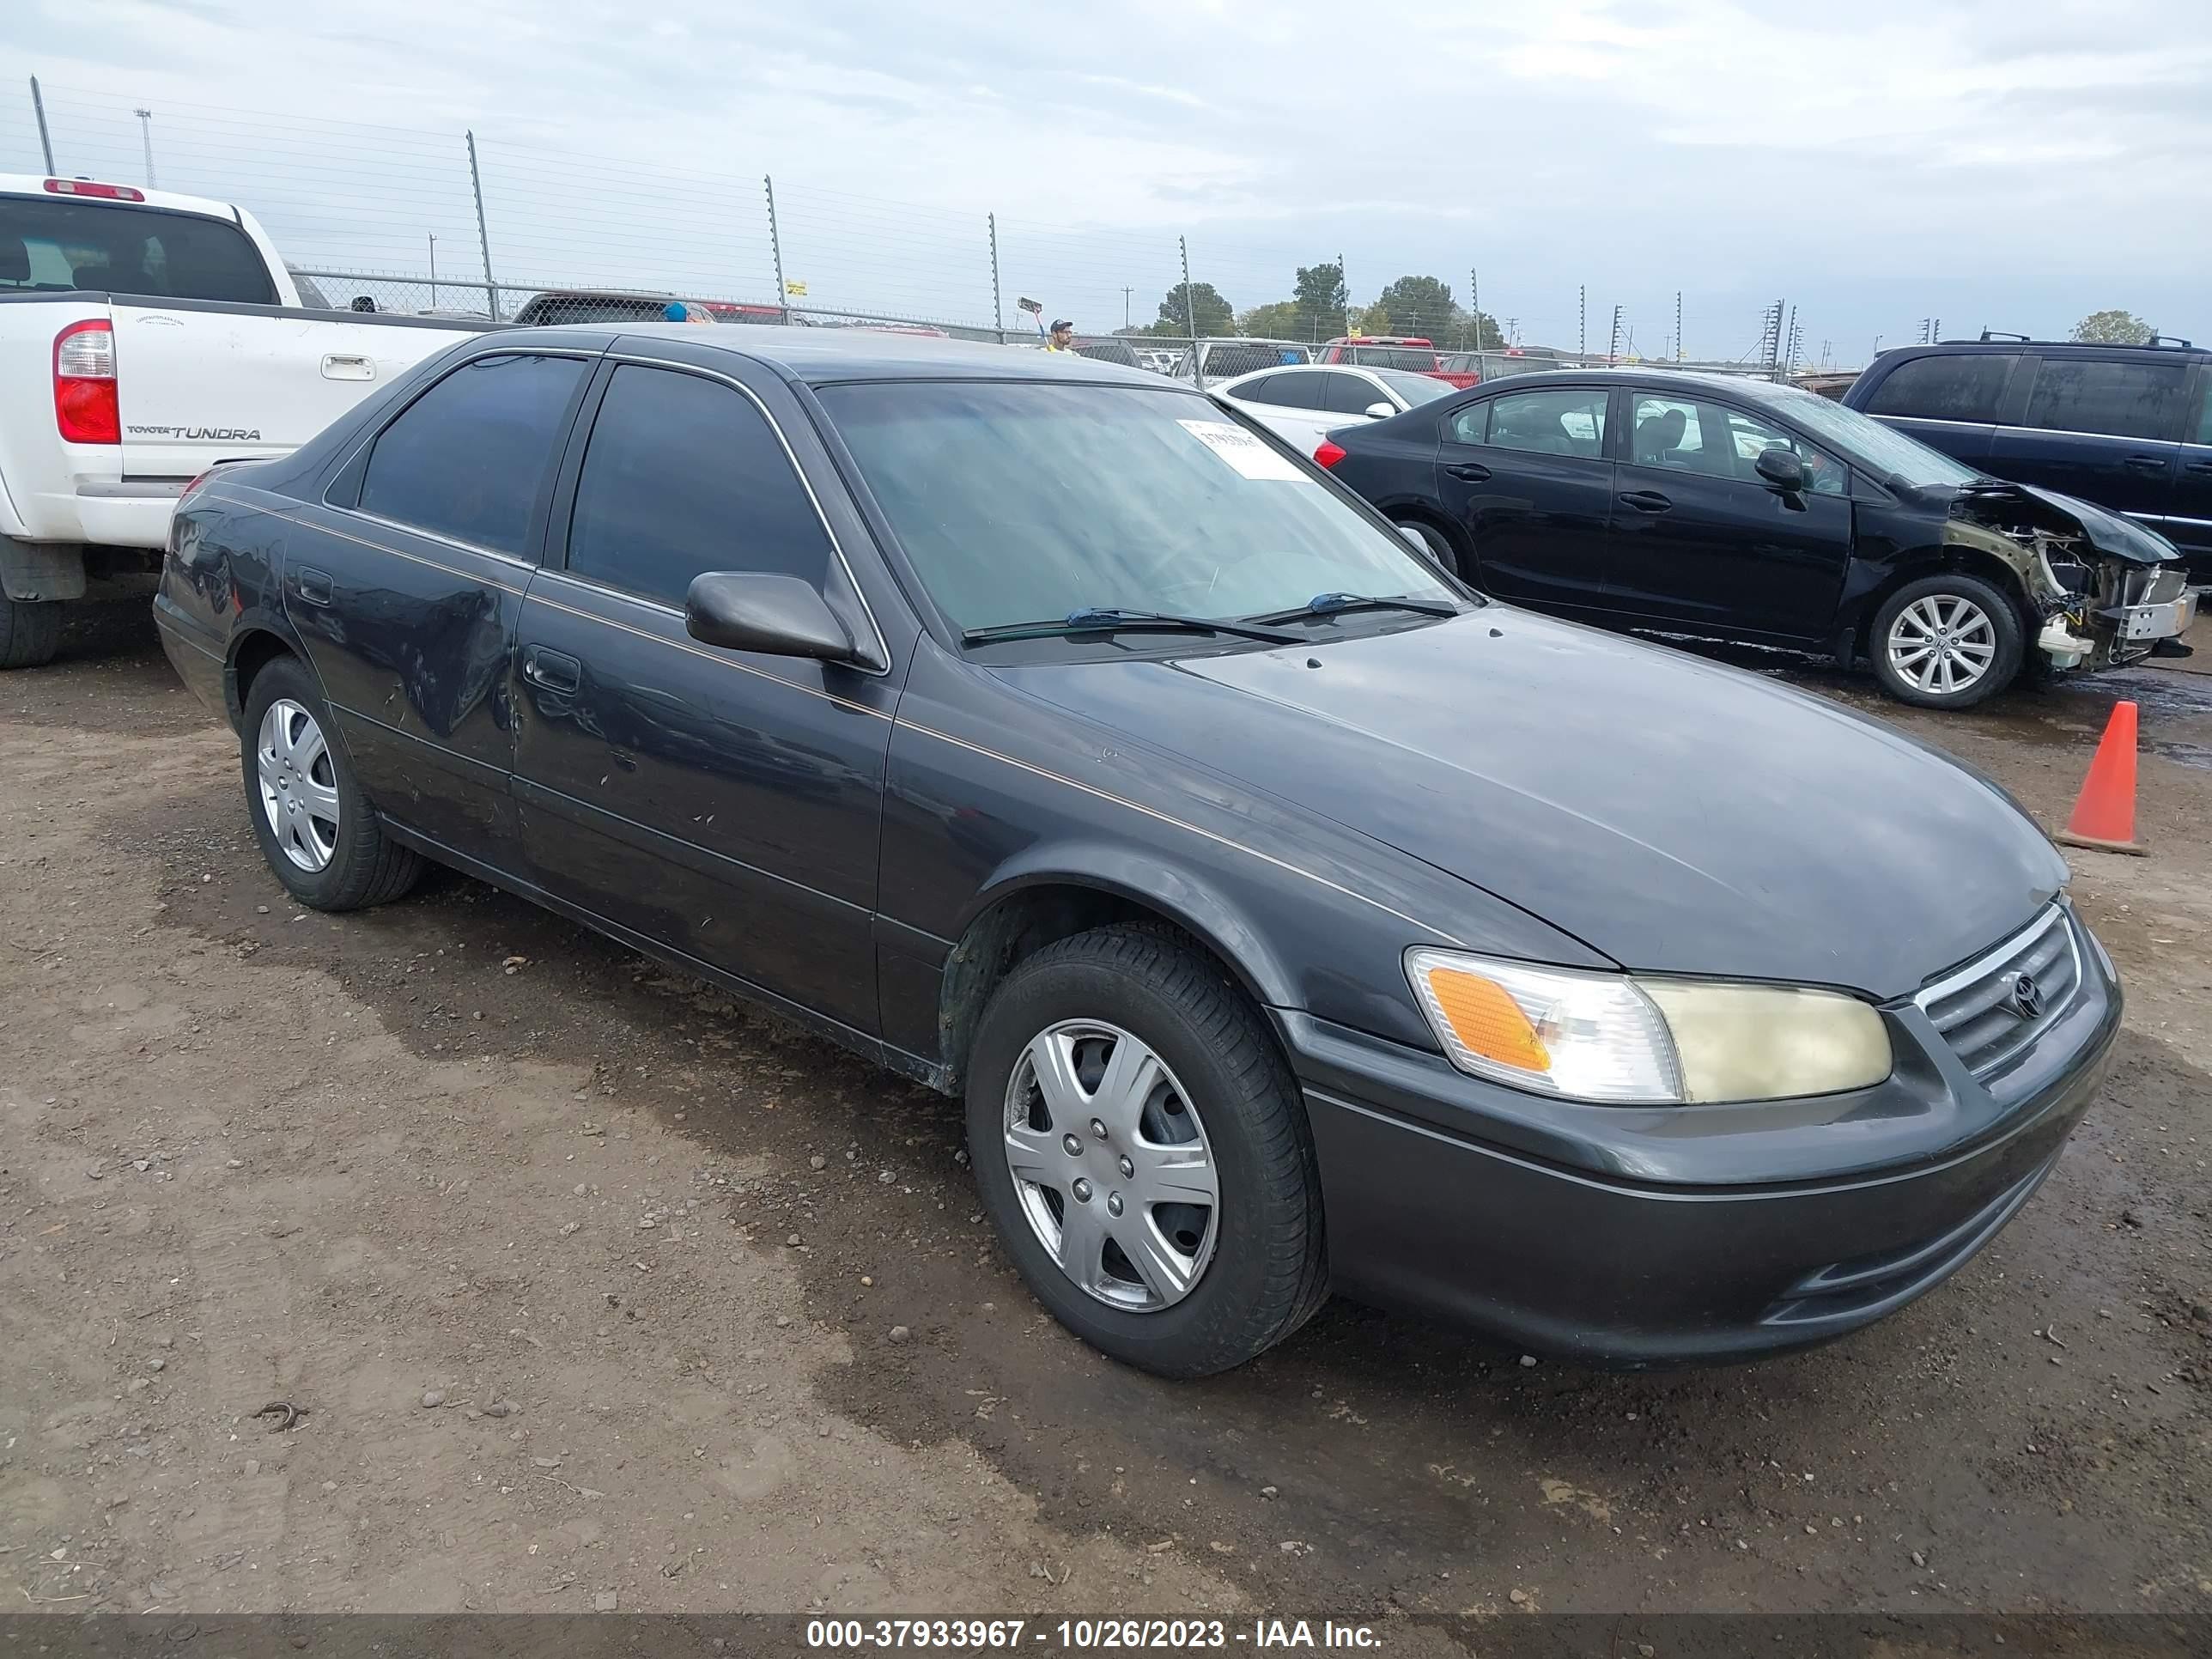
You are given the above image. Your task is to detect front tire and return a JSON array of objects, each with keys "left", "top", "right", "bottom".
[
  {"left": 240, "top": 655, "right": 422, "bottom": 911},
  {"left": 1869, "top": 574, "right": 2023, "bottom": 709},
  {"left": 0, "top": 597, "right": 63, "bottom": 669},
  {"left": 965, "top": 925, "right": 1328, "bottom": 1377}
]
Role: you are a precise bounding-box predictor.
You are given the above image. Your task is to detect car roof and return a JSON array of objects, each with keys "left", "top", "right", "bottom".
[
  {"left": 536, "top": 323, "right": 1177, "bottom": 386},
  {"left": 1879, "top": 338, "right": 2205, "bottom": 359},
  {"left": 1460, "top": 367, "right": 1810, "bottom": 402}
]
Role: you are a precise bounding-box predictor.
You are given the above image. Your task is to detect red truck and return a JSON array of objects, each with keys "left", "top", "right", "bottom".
[{"left": 1314, "top": 336, "right": 1480, "bottom": 389}]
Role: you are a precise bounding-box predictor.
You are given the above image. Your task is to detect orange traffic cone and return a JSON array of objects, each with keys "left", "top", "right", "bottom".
[{"left": 2054, "top": 700, "right": 2146, "bottom": 856}]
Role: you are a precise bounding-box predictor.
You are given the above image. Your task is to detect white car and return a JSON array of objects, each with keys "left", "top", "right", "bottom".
[
  {"left": 1211, "top": 362, "right": 1456, "bottom": 458},
  {"left": 0, "top": 173, "right": 492, "bottom": 666}
]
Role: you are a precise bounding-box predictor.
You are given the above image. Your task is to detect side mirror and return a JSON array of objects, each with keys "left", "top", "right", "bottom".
[
  {"left": 1754, "top": 447, "right": 1807, "bottom": 492},
  {"left": 1364, "top": 401, "right": 1395, "bottom": 421},
  {"left": 685, "top": 571, "right": 859, "bottom": 664}
]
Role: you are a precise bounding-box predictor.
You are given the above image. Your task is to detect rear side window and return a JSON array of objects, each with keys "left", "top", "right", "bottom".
[
  {"left": 2197, "top": 386, "right": 2212, "bottom": 447},
  {"left": 1864, "top": 354, "right": 2017, "bottom": 422},
  {"left": 2022, "top": 359, "right": 2190, "bottom": 441},
  {"left": 1486, "top": 388, "right": 1608, "bottom": 458},
  {"left": 0, "top": 196, "right": 275, "bottom": 303},
  {"left": 566, "top": 364, "right": 834, "bottom": 608},
  {"left": 359, "top": 354, "right": 588, "bottom": 555},
  {"left": 1231, "top": 374, "right": 1293, "bottom": 407}
]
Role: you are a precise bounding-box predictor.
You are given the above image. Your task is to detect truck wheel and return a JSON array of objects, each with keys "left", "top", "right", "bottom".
[
  {"left": 0, "top": 597, "right": 64, "bottom": 669},
  {"left": 965, "top": 924, "right": 1328, "bottom": 1378},
  {"left": 240, "top": 655, "right": 422, "bottom": 911},
  {"left": 1870, "top": 574, "right": 2023, "bottom": 709}
]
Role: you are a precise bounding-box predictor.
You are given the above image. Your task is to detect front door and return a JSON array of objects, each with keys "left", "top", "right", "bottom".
[
  {"left": 1603, "top": 392, "right": 1856, "bottom": 642},
  {"left": 1436, "top": 383, "right": 1618, "bottom": 614},
  {"left": 288, "top": 349, "right": 594, "bottom": 862},
  {"left": 510, "top": 355, "right": 898, "bottom": 1039}
]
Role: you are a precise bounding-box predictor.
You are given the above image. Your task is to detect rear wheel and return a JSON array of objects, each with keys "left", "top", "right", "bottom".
[
  {"left": 1393, "top": 516, "right": 1460, "bottom": 579},
  {"left": 965, "top": 925, "right": 1328, "bottom": 1377},
  {"left": 1870, "top": 574, "right": 2024, "bottom": 709},
  {"left": 0, "top": 597, "right": 63, "bottom": 669},
  {"left": 240, "top": 655, "right": 422, "bottom": 911}
]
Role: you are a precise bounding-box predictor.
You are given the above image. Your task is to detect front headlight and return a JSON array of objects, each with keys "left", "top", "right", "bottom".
[{"left": 1404, "top": 948, "right": 1892, "bottom": 1104}]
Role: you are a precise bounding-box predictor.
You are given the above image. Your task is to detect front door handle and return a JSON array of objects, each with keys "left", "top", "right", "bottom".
[
  {"left": 1445, "top": 462, "right": 1492, "bottom": 483},
  {"left": 1618, "top": 489, "right": 1673, "bottom": 513},
  {"left": 294, "top": 566, "right": 333, "bottom": 606},
  {"left": 521, "top": 645, "right": 581, "bottom": 693},
  {"left": 2124, "top": 453, "right": 2169, "bottom": 474}
]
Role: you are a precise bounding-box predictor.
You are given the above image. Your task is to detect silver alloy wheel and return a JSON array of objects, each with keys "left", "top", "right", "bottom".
[
  {"left": 1002, "top": 1019, "right": 1219, "bottom": 1311},
  {"left": 256, "top": 698, "right": 340, "bottom": 872},
  {"left": 1887, "top": 593, "right": 1997, "bottom": 696}
]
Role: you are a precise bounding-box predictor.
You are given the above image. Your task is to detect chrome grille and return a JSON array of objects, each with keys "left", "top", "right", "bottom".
[{"left": 1915, "top": 906, "right": 2081, "bottom": 1080}]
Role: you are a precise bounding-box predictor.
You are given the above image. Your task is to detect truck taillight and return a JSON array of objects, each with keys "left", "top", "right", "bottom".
[
  {"left": 45, "top": 178, "right": 146, "bottom": 202},
  {"left": 1314, "top": 440, "right": 1346, "bottom": 469},
  {"left": 55, "top": 319, "right": 120, "bottom": 445}
]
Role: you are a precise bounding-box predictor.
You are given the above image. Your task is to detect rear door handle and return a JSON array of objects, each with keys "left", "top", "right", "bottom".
[
  {"left": 2185, "top": 459, "right": 2212, "bottom": 475},
  {"left": 1618, "top": 489, "right": 1673, "bottom": 513},
  {"left": 294, "top": 566, "right": 333, "bottom": 606},
  {"left": 522, "top": 645, "right": 581, "bottom": 693},
  {"left": 2124, "top": 453, "right": 2169, "bottom": 474},
  {"left": 1445, "top": 462, "right": 1492, "bottom": 483}
]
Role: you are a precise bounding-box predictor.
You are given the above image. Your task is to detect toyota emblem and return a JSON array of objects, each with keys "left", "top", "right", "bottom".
[{"left": 2008, "top": 972, "right": 2045, "bottom": 1019}]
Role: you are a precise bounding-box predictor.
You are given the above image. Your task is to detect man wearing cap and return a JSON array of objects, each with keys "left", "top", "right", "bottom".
[{"left": 1043, "top": 319, "right": 1076, "bottom": 351}]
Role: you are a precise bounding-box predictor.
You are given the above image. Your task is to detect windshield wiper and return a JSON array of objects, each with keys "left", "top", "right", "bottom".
[
  {"left": 1245, "top": 591, "right": 1462, "bottom": 625},
  {"left": 961, "top": 607, "right": 1303, "bottom": 647}
]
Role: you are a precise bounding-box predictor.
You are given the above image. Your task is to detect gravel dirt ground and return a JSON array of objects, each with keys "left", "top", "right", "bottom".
[{"left": 3, "top": 602, "right": 2208, "bottom": 1625}]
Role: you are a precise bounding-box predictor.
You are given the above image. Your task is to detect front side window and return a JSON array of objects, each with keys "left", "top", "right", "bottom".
[
  {"left": 1630, "top": 396, "right": 1704, "bottom": 465},
  {"left": 566, "top": 364, "right": 834, "bottom": 608},
  {"left": 1324, "top": 373, "right": 1388, "bottom": 416},
  {"left": 817, "top": 380, "right": 1456, "bottom": 635},
  {"left": 358, "top": 354, "right": 588, "bottom": 555},
  {"left": 1486, "top": 387, "right": 1608, "bottom": 458},
  {"left": 1715, "top": 405, "right": 1848, "bottom": 495},
  {"left": 1864, "top": 354, "right": 2018, "bottom": 422},
  {"left": 2022, "top": 359, "right": 2189, "bottom": 441}
]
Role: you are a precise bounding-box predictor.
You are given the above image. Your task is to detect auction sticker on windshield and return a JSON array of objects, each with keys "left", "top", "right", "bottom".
[{"left": 1177, "top": 419, "right": 1308, "bottom": 482}]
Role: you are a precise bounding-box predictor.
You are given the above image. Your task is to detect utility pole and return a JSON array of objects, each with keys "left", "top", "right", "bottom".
[
  {"left": 133, "top": 108, "right": 156, "bottom": 190},
  {"left": 1337, "top": 250, "right": 1349, "bottom": 335},
  {"left": 764, "top": 174, "right": 787, "bottom": 325},
  {"left": 1121, "top": 286, "right": 1134, "bottom": 331},
  {"left": 30, "top": 77, "right": 55, "bottom": 174},
  {"left": 466, "top": 131, "right": 501, "bottom": 321},
  {"left": 1607, "top": 304, "right": 1623, "bottom": 364},
  {"left": 1504, "top": 316, "right": 1518, "bottom": 345},
  {"left": 1784, "top": 305, "right": 1797, "bottom": 374}
]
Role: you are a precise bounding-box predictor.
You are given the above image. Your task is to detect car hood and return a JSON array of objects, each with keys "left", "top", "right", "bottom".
[
  {"left": 1937, "top": 479, "right": 2180, "bottom": 563},
  {"left": 991, "top": 611, "right": 2067, "bottom": 1000}
]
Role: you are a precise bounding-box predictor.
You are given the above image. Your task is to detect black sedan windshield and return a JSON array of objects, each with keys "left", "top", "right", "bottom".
[
  {"left": 817, "top": 380, "right": 1458, "bottom": 633},
  {"left": 1779, "top": 391, "right": 1984, "bottom": 489}
]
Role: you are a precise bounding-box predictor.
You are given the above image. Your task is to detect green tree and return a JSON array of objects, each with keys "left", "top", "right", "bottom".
[
  {"left": 1152, "top": 281, "right": 1234, "bottom": 337},
  {"left": 2071, "top": 308, "right": 2154, "bottom": 344},
  {"left": 1372, "top": 274, "right": 1455, "bottom": 338},
  {"left": 1293, "top": 260, "right": 1348, "bottom": 337},
  {"left": 1237, "top": 300, "right": 1305, "bottom": 338}
]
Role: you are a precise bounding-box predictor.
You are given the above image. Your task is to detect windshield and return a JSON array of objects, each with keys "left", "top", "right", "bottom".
[
  {"left": 1372, "top": 368, "right": 1455, "bottom": 407},
  {"left": 817, "top": 381, "right": 1459, "bottom": 635},
  {"left": 1777, "top": 390, "right": 1984, "bottom": 488},
  {"left": 0, "top": 196, "right": 275, "bottom": 303}
]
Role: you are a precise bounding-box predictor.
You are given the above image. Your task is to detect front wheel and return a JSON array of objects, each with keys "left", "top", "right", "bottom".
[
  {"left": 1869, "top": 574, "right": 2024, "bottom": 709},
  {"left": 0, "top": 596, "right": 63, "bottom": 669},
  {"left": 965, "top": 925, "right": 1328, "bottom": 1377}
]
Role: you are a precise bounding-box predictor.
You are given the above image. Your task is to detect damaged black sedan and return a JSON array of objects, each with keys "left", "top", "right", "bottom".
[{"left": 1321, "top": 368, "right": 2196, "bottom": 708}]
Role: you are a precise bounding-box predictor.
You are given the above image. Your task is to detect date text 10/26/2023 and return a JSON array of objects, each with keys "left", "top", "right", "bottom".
[{"left": 804, "top": 1618, "right": 1382, "bottom": 1650}]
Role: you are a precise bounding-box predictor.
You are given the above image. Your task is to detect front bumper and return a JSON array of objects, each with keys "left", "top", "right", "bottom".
[
  {"left": 1279, "top": 912, "right": 2121, "bottom": 1366},
  {"left": 2107, "top": 587, "right": 2197, "bottom": 644}
]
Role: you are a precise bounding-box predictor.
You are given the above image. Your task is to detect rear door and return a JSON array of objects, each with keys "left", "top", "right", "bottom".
[
  {"left": 1985, "top": 353, "right": 2188, "bottom": 526},
  {"left": 1856, "top": 350, "right": 2017, "bottom": 468},
  {"left": 1604, "top": 392, "right": 1855, "bottom": 641},
  {"left": 2172, "top": 362, "right": 2212, "bottom": 569},
  {"left": 510, "top": 352, "right": 896, "bottom": 1038},
  {"left": 1435, "top": 383, "right": 1618, "bottom": 613}
]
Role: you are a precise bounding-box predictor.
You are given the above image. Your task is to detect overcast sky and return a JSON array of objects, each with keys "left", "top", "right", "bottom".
[{"left": 8, "top": 0, "right": 2210, "bottom": 359}]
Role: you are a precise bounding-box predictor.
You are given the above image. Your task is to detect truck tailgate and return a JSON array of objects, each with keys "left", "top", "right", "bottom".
[{"left": 114, "top": 302, "right": 489, "bottom": 478}]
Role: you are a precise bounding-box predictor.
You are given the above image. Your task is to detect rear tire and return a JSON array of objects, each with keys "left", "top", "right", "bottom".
[
  {"left": 240, "top": 654, "right": 422, "bottom": 911},
  {"left": 1869, "top": 574, "right": 2024, "bottom": 709},
  {"left": 0, "top": 597, "right": 64, "bottom": 670},
  {"left": 965, "top": 924, "right": 1328, "bottom": 1378},
  {"left": 1393, "top": 516, "right": 1461, "bottom": 579}
]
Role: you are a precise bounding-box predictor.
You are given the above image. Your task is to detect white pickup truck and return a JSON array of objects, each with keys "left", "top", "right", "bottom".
[{"left": 0, "top": 173, "right": 494, "bottom": 666}]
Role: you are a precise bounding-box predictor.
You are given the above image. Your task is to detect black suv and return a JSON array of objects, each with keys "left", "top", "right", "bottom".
[{"left": 1843, "top": 335, "right": 2211, "bottom": 580}]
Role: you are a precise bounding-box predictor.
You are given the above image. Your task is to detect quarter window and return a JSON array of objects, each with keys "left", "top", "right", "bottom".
[
  {"left": 358, "top": 353, "right": 588, "bottom": 556},
  {"left": 1864, "top": 354, "right": 2018, "bottom": 422},
  {"left": 1486, "top": 388, "right": 1608, "bottom": 458},
  {"left": 566, "top": 364, "right": 835, "bottom": 609},
  {"left": 2021, "top": 360, "right": 2189, "bottom": 441}
]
